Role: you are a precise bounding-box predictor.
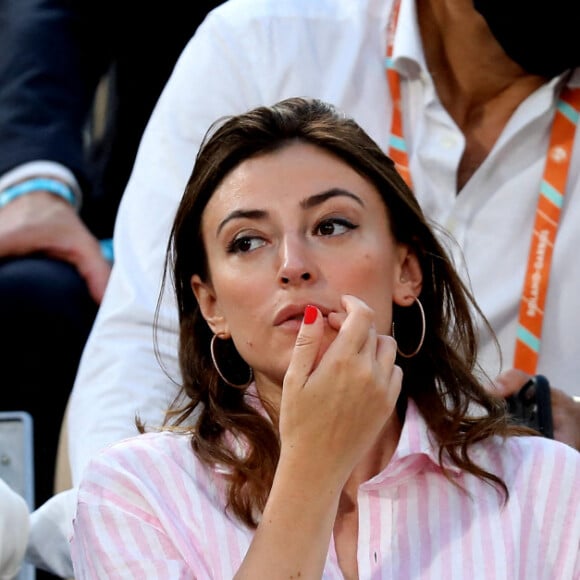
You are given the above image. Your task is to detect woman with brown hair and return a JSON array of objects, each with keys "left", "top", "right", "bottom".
[{"left": 71, "top": 98, "right": 579, "bottom": 579}]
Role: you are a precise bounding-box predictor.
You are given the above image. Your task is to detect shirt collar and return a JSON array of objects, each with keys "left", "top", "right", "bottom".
[
  {"left": 362, "top": 398, "right": 462, "bottom": 489},
  {"left": 390, "top": 0, "right": 426, "bottom": 78}
]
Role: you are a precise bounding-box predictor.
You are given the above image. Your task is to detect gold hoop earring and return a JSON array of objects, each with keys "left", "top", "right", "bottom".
[
  {"left": 210, "top": 334, "right": 253, "bottom": 389},
  {"left": 392, "top": 297, "right": 426, "bottom": 358}
]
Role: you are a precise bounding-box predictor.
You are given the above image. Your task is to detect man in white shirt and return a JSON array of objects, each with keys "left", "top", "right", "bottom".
[{"left": 28, "top": 0, "right": 580, "bottom": 575}]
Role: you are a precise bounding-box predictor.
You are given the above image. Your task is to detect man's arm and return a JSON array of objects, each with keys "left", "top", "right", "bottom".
[{"left": 0, "top": 0, "right": 116, "bottom": 299}]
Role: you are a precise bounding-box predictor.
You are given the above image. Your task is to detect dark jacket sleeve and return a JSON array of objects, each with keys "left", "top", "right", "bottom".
[
  {"left": 0, "top": 0, "right": 225, "bottom": 237},
  {"left": 0, "top": 0, "right": 114, "bottom": 187}
]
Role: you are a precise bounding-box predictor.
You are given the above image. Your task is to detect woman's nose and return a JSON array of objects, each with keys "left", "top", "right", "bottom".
[
  {"left": 280, "top": 271, "right": 312, "bottom": 284},
  {"left": 278, "top": 236, "right": 316, "bottom": 286}
]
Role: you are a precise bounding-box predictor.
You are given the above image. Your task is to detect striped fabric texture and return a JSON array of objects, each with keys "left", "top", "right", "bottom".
[{"left": 71, "top": 400, "right": 580, "bottom": 579}]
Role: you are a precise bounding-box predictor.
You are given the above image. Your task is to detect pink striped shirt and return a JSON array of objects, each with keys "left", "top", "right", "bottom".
[{"left": 71, "top": 401, "right": 580, "bottom": 579}]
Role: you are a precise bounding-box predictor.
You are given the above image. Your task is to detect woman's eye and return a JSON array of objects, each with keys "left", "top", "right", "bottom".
[
  {"left": 227, "top": 236, "right": 266, "bottom": 254},
  {"left": 315, "top": 218, "right": 357, "bottom": 237}
]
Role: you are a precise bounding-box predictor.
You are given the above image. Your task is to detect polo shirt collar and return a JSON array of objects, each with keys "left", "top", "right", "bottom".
[{"left": 389, "top": 0, "right": 427, "bottom": 79}]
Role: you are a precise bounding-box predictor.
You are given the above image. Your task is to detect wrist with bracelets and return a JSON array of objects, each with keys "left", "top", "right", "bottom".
[
  {"left": 0, "top": 177, "right": 77, "bottom": 209},
  {"left": 0, "top": 176, "right": 114, "bottom": 262}
]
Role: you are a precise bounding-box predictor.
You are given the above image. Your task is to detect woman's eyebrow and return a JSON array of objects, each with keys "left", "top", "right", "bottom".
[
  {"left": 300, "top": 188, "right": 365, "bottom": 209},
  {"left": 216, "top": 188, "right": 363, "bottom": 235},
  {"left": 217, "top": 209, "right": 267, "bottom": 236}
]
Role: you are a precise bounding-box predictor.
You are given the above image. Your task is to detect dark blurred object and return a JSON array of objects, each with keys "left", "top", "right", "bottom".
[
  {"left": 0, "top": 3, "right": 224, "bottom": 577},
  {"left": 507, "top": 374, "right": 554, "bottom": 438},
  {"left": 473, "top": 0, "right": 580, "bottom": 79}
]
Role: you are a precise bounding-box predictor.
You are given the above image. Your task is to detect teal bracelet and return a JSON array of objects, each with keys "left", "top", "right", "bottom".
[
  {"left": 0, "top": 177, "right": 77, "bottom": 208},
  {"left": 99, "top": 238, "right": 114, "bottom": 263}
]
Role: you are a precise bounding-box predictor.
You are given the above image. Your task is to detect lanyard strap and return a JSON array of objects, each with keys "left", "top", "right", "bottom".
[
  {"left": 514, "top": 87, "right": 580, "bottom": 373},
  {"left": 383, "top": 0, "right": 580, "bottom": 374},
  {"left": 384, "top": 0, "right": 412, "bottom": 188}
]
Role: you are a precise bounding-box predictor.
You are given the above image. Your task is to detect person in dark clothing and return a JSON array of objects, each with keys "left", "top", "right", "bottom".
[{"left": 0, "top": 1, "right": 225, "bottom": 576}]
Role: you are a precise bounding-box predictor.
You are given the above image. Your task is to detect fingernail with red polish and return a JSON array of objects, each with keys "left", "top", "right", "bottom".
[{"left": 304, "top": 305, "right": 318, "bottom": 325}]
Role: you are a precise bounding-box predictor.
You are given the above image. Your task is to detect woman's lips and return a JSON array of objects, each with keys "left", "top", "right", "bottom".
[
  {"left": 273, "top": 303, "right": 331, "bottom": 326},
  {"left": 276, "top": 316, "right": 307, "bottom": 332}
]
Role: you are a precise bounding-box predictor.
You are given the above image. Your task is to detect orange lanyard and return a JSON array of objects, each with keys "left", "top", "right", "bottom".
[
  {"left": 384, "top": 0, "right": 412, "bottom": 188},
  {"left": 384, "top": 0, "right": 580, "bottom": 374},
  {"left": 514, "top": 89, "right": 580, "bottom": 373}
]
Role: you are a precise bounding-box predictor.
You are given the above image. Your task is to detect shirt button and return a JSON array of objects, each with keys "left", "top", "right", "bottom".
[{"left": 441, "top": 135, "right": 457, "bottom": 149}]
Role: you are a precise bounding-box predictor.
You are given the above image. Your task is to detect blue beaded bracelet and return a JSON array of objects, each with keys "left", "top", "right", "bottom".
[
  {"left": 99, "top": 238, "right": 114, "bottom": 263},
  {"left": 0, "top": 177, "right": 77, "bottom": 208}
]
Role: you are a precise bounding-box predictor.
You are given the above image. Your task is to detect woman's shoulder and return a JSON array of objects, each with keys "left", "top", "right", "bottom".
[
  {"left": 95, "top": 428, "right": 192, "bottom": 460},
  {"left": 74, "top": 430, "right": 233, "bottom": 551},
  {"left": 476, "top": 434, "right": 579, "bottom": 494},
  {"left": 81, "top": 430, "right": 204, "bottom": 485},
  {"left": 501, "top": 433, "right": 578, "bottom": 466},
  {"left": 77, "top": 430, "right": 224, "bottom": 511}
]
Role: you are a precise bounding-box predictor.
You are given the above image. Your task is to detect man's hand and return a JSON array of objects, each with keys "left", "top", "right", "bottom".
[
  {"left": 549, "top": 388, "right": 580, "bottom": 451},
  {"left": 494, "top": 368, "right": 580, "bottom": 451},
  {"left": 0, "top": 191, "right": 111, "bottom": 302}
]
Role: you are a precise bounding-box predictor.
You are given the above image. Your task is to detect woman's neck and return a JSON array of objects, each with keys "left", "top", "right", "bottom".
[
  {"left": 341, "top": 412, "right": 403, "bottom": 500},
  {"left": 255, "top": 373, "right": 283, "bottom": 414}
]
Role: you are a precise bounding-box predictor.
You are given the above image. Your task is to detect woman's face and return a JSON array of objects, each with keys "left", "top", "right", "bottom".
[{"left": 192, "top": 142, "right": 420, "bottom": 388}]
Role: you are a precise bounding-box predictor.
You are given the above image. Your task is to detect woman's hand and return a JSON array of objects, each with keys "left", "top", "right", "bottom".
[
  {"left": 235, "top": 295, "right": 402, "bottom": 579},
  {"left": 279, "top": 294, "right": 402, "bottom": 488}
]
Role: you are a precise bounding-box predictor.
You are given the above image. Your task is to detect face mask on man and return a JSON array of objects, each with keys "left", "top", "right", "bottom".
[{"left": 473, "top": 0, "right": 580, "bottom": 78}]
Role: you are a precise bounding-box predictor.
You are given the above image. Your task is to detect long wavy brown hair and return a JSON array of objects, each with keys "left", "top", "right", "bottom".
[{"left": 155, "top": 97, "right": 529, "bottom": 528}]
